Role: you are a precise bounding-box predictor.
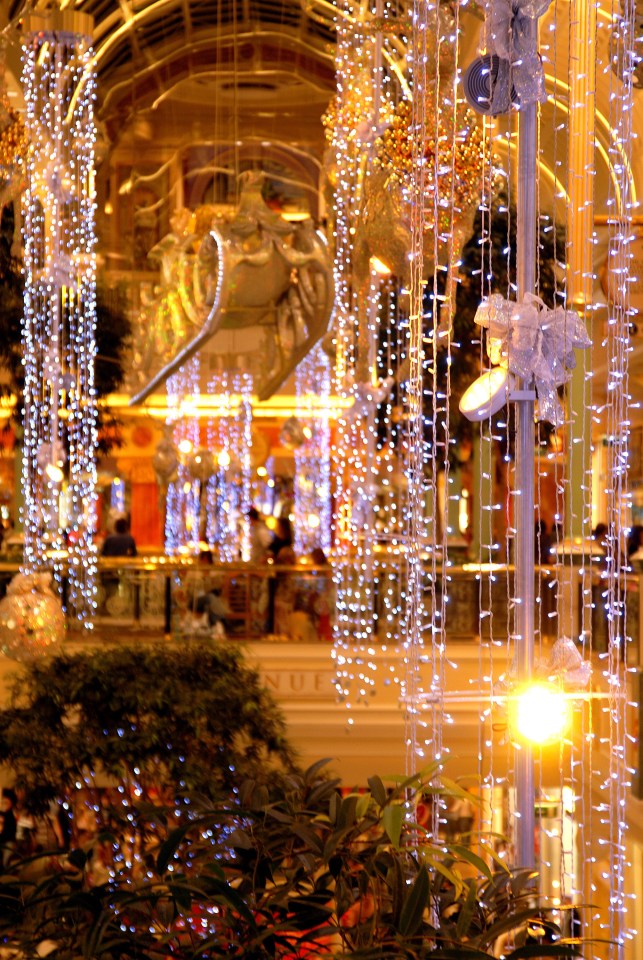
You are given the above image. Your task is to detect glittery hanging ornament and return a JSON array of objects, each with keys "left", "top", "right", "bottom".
[{"left": 0, "top": 572, "right": 65, "bottom": 662}]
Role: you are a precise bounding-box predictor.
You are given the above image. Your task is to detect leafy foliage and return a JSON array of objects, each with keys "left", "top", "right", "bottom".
[
  {"left": 0, "top": 764, "right": 581, "bottom": 959},
  {"left": 0, "top": 642, "right": 296, "bottom": 818}
]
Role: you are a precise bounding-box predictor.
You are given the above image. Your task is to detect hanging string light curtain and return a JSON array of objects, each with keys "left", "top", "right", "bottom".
[
  {"left": 164, "top": 360, "right": 201, "bottom": 555},
  {"left": 205, "top": 372, "right": 253, "bottom": 563},
  {"left": 294, "top": 345, "right": 332, "bottom": 557},
  {"left": 21, "top": 10, "right": 97, "bottom": 627},
  {"left": 329, "top": 4, "right": 392, "bottom": 712},
  {"left": 601, "top": 0, "right": 637, "bottom": 946}
]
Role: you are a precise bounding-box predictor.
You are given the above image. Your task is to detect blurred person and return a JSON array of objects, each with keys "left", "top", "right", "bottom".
[
  {"left": 247, "top": 507, "right": 272, "bottom": 631},
  {"left": 272, "top": 545, "right": 297, "bottom": 636},
  {"left": 102, "top": 517, "right": 137, "bottom": 557},
  {"left": 627, "top": 524, "right": 643, "bottom": 560},
  {"left": 535, "top": 519, "right": 552, "bottom": 565},
  {"left": 268, "top": 516, "right": 293, "bottom": 559},
  {"left": 309, "top": 547, "right": 334, "bottom": 641},
  {"left": 247, "top": 506, "right": 272, "bottom": 562}
]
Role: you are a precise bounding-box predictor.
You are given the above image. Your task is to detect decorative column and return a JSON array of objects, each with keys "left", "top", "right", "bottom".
[
  {"left": 565, "top": 0, "right": 596, "bottom": 544},
  {"left": 21, "top": 11, "right": 97, "bottom": 627}
]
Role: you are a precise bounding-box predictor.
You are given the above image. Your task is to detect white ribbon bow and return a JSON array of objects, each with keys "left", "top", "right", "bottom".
[
  {"left": 487, "top": 0, "right": 551, "bottom": 107},
  {"left": 474, "top": 292, "right": 591, "bottom": 425}
]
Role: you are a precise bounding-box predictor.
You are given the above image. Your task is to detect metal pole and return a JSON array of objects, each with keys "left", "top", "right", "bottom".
[{"left": 514, "top": 19, "right": 538, "bottom": 872}]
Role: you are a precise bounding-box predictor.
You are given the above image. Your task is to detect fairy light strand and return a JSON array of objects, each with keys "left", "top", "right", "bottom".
[{"left": 21, "top": 15, "right": 98, "bottom": 627}]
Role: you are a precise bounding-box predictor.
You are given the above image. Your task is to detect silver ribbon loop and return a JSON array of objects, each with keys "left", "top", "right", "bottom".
[
  {"left": 474, "top": 292, "right": 591, "bottom": 425},
  {"left": 486, "top": 0, "right": 551, "bottom": 106}
]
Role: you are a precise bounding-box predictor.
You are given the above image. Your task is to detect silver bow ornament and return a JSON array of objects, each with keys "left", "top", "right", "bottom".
[
  {"left": 486, "top": 0, "right": 551, "bottom": 106},
  {"left": 474, "top": 292, "right": 591, "bottom": 425}
]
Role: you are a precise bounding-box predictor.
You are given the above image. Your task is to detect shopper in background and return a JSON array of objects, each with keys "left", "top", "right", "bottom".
[
  {"left": 247, "top": 506, "right": 272, "bottom": 562},
  {"left": 102, "top": 517, "right": 137, "bottom": 557}
]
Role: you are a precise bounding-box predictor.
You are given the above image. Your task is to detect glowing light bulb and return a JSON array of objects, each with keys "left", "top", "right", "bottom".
[
  {"left": 178, "top": 439, "right": 193, "bottom": 455},
  {"left": 370, "top": 255, "right": 392, "bottom": 276},
  {"left": 217, "top": 450, "right": 231, "bottom": 468},
  {"left": 45, "top": 463, "right": 65, "bottom": 483},
  {"left": 511, "top": 684, "right": 571, "bottom": 745}
]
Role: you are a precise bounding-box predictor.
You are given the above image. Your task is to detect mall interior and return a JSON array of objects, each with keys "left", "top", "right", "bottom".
[{"left": 0, "top": 0, "right": 643, "bottom": 955}]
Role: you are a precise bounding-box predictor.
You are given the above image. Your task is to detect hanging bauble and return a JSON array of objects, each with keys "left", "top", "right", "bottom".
[
  {"left": 153, "top": 434, "right": 179, "bottom": 487},
  {"left": 0, "top": 572, "right": 65, "bottom": 662},
  {"left": 187, "top": 448, "right": 216, "bottom": 483},
  {"left": 280, "top": 416, "right": 306, "bottom": 449},
  {"left": 249, "top": 426, "right": 270, "bottom": 469}
]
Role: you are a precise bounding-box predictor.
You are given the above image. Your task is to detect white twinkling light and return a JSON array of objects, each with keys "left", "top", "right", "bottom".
[
  {"left": 21, "top": 11, "right": 98, "bottom": 627},
  {"left": 294, "top": 345, "right": 332, "bottom": 557}
]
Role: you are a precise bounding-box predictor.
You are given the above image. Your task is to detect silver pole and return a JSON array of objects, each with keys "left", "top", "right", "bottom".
[{"left": 514, "top": 18, "right": 538, "bottom": 872}]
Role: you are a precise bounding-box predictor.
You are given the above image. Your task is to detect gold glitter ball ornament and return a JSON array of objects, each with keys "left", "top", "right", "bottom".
[
  {"left": 0, "top": 106, "right": 28, "bottom": 180},
  {"left": 0, "top": 573, "right": 65, "bottom": 663}
]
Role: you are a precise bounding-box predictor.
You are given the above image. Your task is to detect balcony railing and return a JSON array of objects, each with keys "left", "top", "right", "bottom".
[{"left": 0, "top": 554, "right": 636, "bottom": 658}]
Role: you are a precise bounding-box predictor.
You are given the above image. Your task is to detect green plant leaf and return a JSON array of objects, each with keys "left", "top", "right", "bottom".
[
  {"left": 379, "top": 761, "right": 442, "bottom": 787},
  {"left": 303, "top": 758, "right": 335, "bottom": 783},
  {"left": 477, "top": 906, "right": 556, "bottom": 950},
  {"left": 382, "top": 803, "right": 405, "bottom": 848},
  {"left": 438, "top": 776, "right": 482, "bottom": 804},
  {"left": 389, "top": 854, "right": 405, "bottom": 927},
  {"left": 156, "top": 825, "right": 190, "bottom": 874},
  {"left": 290, "top": 821, "right": 324, "bottom": 853},
  {"left": 455, "top": 877, "right": 478, "bottom": 940},
  {"left": 506, "top": 946, "right": 581, "bottom": 958},
  {"left": 356, "top": 792, "right": 372, "bottom": 819},
  {"left": 449, "top": 844, "right": 495, "bottom": 881},
  {"left": 367, "top": 774, "right": 388, "bottom": 807},
  {"left": 420, "top": 852, "right": 464, "bottom": 899},
  {"left": 398, "top": 864, "right": 430, "bottom": 937},
  {"left": 477, "top": 840, "right": 512, "bottom": 873},
  {"left": 337, "top": 793, "right": 359, "bottom": 829}
]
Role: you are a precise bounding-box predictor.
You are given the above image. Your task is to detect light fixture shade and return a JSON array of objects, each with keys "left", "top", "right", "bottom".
[{"left": 459, "top": 367, "right": 513, "bottom": 422}]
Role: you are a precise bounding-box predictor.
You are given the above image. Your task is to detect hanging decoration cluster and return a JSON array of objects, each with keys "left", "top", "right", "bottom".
[
  {"left": 21, "top": 10, "right": 98, "bottom": 627},
  {"left": 0, "top": 60, "right": 28, "bottom": 204},
  {"left": 204, "top": 373, "right": 253, "bottom": 563},
  {"left": 163, "top": 359, "right": 202, "bottom": 556},
  {"left": 156, "top": 368, "right": 253, "bottom": 561},
  {"left": 294, "top": 344, "right": 332, "bottom": 557},
  {"left": 327, "top": 1, "right": 481, "bottom": 746}
]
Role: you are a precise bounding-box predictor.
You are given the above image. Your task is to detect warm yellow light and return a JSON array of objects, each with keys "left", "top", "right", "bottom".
[
  {"left": 265, "top": 515, "right": 277, "bottom": 531},
  {"left": 178, "top": 439, "right": 193, "bottom": 455},
  {"left": 458, "top": 496, "right": 469, "bottom": 535},
  {"left": 302, "top": 426, "right": 313, "bottom": 440},
  {"left": 45, "top": 463, "right": 65, "bottom": 483},
  {"left": 257, "top": 466, "right": 268, "bottom": 477},
  {"left": 307, "top": 513, "right": 321, "bottom": 529},
  {"left": 267, "top": 479, "right": 275, "bottom": 488},
  {"left": 511, "top": 684, "right": 571, "bottom": 745},
  {"left": 370, "top": 255, "right": 392, "bottom": 276},
  {"left": 183, "top": 481, "right": 192, "bottom": 494},
  {"left": 217, "top": 450, "right": 231, "bottom": 468},
  {"left": 459, "top": 367, "right": 512, "bottom": 422}
]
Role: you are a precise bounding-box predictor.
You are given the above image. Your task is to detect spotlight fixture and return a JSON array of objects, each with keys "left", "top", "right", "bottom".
[{"left": 459, "top": 367, "right": 514, "bottom": 421}]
